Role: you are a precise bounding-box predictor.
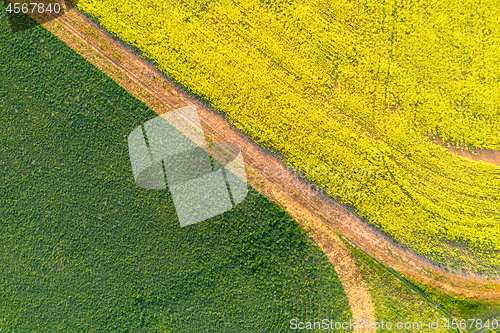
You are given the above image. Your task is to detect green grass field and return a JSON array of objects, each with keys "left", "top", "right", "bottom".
[{"left": 0, "top": 10, "right": 354, "bottom": 331}]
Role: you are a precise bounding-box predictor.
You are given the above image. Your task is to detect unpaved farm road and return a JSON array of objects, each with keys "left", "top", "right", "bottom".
[{"left": 24, "top": 2, "right": 500, "bottom": 305}]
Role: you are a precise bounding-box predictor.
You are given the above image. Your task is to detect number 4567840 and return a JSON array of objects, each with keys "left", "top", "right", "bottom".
[{"left": 5, "top": 2, "right": 61, "bottom": 14}]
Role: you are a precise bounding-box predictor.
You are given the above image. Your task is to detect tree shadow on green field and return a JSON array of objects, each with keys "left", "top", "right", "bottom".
[{"left": 3, "top": 0, "right": 78, "bottom": 33}]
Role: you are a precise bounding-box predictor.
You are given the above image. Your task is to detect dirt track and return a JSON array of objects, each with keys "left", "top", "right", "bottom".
[
  {"left": 431, "top": 135, "right": 500, "bottom": 167},
  {"left": 31, "top": 3, "right": 500, "bottom": 303}
]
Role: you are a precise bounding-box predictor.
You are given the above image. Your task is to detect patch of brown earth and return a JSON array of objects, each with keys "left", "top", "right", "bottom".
[{"left": 430, "top": 135, "right": 500, "bottom": 167}]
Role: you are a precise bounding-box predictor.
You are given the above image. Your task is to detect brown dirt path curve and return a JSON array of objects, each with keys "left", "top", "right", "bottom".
[
  {"left": 430, "top": 135, "right": 500, "bottom": 168},
  {"left": 29, "top": 3, "right": 500, "bottom": 302}
]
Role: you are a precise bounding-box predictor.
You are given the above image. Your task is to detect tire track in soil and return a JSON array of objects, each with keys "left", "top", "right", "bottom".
[{"left": 430, "top": 135, "right": 500, "bottom": 168}]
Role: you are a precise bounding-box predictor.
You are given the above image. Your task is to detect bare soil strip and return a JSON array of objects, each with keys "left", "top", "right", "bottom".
[
  {"left": 32, "top": 4, "right": 500, "bottom": 302},
  {"left": 431, "top": 135, "right": 500, "bottom": 167}
]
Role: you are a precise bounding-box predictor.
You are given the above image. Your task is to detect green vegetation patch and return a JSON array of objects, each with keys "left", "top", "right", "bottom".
[
  {"left": 0, "top": 10, "right": 351, "bottom": 332},
  {"left": 405, "top": 277, "right": 500, "bottom": 333},
  {"left": 345, "top": 241, "right": 457, "bottom": 333}
]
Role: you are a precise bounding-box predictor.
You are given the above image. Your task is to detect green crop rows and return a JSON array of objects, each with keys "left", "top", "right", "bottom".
[{"left": 0, "top": 9, "right": 352, "bottom": 331}]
